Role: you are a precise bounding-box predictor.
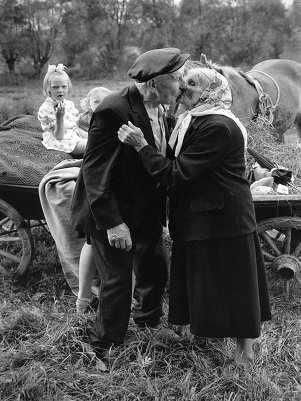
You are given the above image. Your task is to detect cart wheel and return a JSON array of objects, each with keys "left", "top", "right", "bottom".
[
  {"left": 257, "top": 217, "right": 301, "bottom": 300},
  {"left": 0, "top": 199, "right": 34, "bottom": 279}
]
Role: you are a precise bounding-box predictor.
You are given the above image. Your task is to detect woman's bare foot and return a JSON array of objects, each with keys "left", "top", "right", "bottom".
[{"left": 235, "top": 338, "right": 254, "bottom": 365}]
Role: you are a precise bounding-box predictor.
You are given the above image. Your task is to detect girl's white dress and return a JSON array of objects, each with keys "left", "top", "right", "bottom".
[{"left": 38, "top": 97, "right": 83, "bottom": 153}]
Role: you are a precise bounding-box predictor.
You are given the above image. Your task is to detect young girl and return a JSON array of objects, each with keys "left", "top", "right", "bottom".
[{"left": 38, "top": 64, "right": 88, "bottom": 156}]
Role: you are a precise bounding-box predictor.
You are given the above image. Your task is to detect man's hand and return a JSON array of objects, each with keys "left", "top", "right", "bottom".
[
  {"left": 107, "top": 222, "right": 132, "bottom": 251},
  {"left": 118, "top": 121, "right": 148, "bottom": 151}
]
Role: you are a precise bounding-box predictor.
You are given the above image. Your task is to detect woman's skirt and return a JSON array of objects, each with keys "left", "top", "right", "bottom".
[{"left": 168, "top": 231, "right": 271, "bottom": 338}]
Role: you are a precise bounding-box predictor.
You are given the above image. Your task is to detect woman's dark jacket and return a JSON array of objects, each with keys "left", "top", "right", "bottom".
[{"left": 138, "top": 114, "right": 257, "bottom": 241}]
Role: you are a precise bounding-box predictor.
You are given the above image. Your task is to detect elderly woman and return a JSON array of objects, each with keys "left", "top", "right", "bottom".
[{"left": 118, "top": 67, "right": 271, "bottom": 365}]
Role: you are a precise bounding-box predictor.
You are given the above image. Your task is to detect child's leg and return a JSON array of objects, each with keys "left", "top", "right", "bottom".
[
  {"left": 235, "top": 338, "right": 254, "bottom": 365},
  {"left": 76, "top": 242, "right": 97, "bottom": 313},
  {"left": 71, "top": 139, "right": 87, "bottom": 156}
]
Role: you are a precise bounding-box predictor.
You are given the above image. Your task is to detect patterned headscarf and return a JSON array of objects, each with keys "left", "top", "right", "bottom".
[
  {"left": 169, "top": 67, "right": 247, "bottom": 155},
  {"left": 192, "top": 67, "right": 232, "bottom": 110}
]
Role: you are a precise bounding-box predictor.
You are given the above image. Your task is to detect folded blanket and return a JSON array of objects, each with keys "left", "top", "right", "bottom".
[
  {"left": 0, "top": 114, "right": 71, "bottom": 186},
  {"left": 39, "top": 158, "right": 85, "bottom": 295}
]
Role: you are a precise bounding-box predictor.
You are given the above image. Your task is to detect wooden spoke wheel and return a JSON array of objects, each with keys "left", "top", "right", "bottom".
[
  {"left": 257, "top": 217, "right": 301, "bottom": 299},
  {"left": 0, "top": 199, "right": 34, "bottom": 279}
]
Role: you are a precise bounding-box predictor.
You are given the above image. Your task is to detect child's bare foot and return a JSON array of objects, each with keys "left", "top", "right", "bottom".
[
  {"left": 235, "top": 338, "right": 254, "bottom": 365},
  {"left": 76, "top": 297, "right": 91, "bottom": 314}
]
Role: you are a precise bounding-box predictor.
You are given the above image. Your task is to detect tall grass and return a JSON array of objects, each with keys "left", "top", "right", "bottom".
[{"left": 1, "top": 225, "right": 301, "bottom": 400}]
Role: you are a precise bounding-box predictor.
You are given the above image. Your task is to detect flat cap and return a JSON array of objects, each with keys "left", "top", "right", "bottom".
[{"left": 128, "top": 48, "right": 190, "bottom": 82}]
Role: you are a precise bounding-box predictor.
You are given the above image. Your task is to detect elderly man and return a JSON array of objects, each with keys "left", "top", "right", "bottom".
[{"left": 70, "top": 48, "right": 190, "bottom": 355}]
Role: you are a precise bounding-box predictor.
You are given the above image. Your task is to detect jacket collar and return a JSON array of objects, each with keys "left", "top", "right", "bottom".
[
  {"left": 128, "top": 84, "right": 171, "bottom": 147},
  {"left": 128, "top": 84, "right": 157, "bottom": 149}
]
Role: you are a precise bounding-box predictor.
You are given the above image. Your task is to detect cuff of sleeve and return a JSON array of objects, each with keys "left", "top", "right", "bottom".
[{"left": 138, "top": 144, "right": 154, "bottom": 156}]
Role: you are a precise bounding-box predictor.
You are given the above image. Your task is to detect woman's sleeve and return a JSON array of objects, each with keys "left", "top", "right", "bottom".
[{"left": 139, "top": 123, "right": 230, "bottom": 192}]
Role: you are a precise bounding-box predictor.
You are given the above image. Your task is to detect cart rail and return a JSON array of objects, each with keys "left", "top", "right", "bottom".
[{"left": 252, "top": 194, "right": 301, "bottom": 207}]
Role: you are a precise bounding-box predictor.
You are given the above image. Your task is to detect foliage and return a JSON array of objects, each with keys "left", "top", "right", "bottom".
[
  {"left": 0, "top": 0, "right": 299, "bottom": 79},
  {"left": 0, "top": 0, "right": 68, "bottom": 77},
  {"left": 137, "top": 0, "right": 179, "bottom": 49},
  {"left": 176, "top": 0, "right": 293, "bottom": 66},
  {"left": 61, "top": 0, "right": 142, "bottom": 78},
  {"left": 23, "top": 0, "right": 68, "bottom": 77},
  {"left": 0, "top": 0, "right": 28, "bottom": 74}
]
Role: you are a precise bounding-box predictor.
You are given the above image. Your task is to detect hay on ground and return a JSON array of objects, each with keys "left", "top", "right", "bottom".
[{"left": 245, "top": 121, "right": 301, "bottom": 188}]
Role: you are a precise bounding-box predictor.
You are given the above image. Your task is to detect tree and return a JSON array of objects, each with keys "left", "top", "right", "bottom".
[
  {"left": 92, "top": 0, "right": 142, "bottom": 74},
  {"left": 178, "top": 0, "right": 290, "bottom": 67},
  {"left": 22, "top": 0, "right": 68, "bottom": 77},
  {"left": 0, "top": 0, "right": 296, "bottom": 79},
  {"left": 177, "top": 0, "right": 226, "bottom": 60},
  {"left": 61, "top": 0, "right": 142, "bottom": 77},
  {"left": 60, "top": 0, "right": 93, "bottom": 66},
  {"left": 0, "top": 0, "right": 27, "bottom": 74},
  {"left": 137, "top": 0, "right": 178, "bottom": 50},
  {"left": 282, "top": 0, "right": 301, "bottom": 61}
]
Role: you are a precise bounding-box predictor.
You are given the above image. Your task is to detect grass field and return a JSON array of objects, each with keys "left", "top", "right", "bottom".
[
  {"left": 1, "top": 227, "right": 301, "bottom": 400},
  {"left": 1, "top": 80, "right": 301, "bottom": 400}
]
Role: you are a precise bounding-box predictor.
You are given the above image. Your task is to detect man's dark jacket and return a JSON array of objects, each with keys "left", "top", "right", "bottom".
[{"left": 70, "top": 85, "right": 169, "bottom": 237}]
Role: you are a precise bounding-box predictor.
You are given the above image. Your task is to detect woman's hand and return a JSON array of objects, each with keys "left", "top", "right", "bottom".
[{"left": 118, "top": 121, "right": 147, "bottom": 151}]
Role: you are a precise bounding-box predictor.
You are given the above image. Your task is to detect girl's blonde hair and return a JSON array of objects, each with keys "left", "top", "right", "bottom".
[{"left": 43, "top": 64, "right": 72, "bottom": 96}]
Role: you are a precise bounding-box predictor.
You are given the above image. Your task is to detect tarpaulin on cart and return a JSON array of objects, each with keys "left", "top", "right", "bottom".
[
  {"left": 0, "top": 114, "right": 71, "bottom": 186},
  {"left": 39, "top": 158, "right": 100, "bottom": 296}
]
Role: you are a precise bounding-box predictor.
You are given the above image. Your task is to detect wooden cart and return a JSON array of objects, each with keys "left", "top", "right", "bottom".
[
  {"left": 0, "top": 114, "right": 71, "bottom": 280},
  {"left": 0, "top": 183, "right": 46, "bottom": 279},
  {"left": 253, "top": 193, "right": 301, "bottom": 299}
]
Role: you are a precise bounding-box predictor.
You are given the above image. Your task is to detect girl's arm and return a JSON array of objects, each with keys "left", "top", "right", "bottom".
[{"left": 53, "top": 101, "right": 65, "bottom": 140}]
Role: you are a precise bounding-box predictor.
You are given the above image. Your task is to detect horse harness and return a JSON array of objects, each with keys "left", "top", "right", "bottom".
[{"left": 241, "top": 70, "right": 280, "bottom": 125}]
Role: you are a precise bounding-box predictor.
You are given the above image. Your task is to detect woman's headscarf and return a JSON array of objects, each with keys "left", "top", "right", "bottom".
[
  {"left": 168, "top": 68, "right": 247, "bottom": 156},
  {"left": 192, "top": 67, "right": 232, "bottom": 111}
]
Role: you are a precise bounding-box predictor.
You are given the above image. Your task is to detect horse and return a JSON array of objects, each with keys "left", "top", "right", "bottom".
[{"left": 180, "top": 55, "right": 301, "bottom": 141}]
